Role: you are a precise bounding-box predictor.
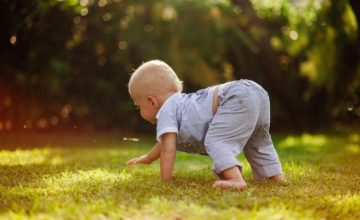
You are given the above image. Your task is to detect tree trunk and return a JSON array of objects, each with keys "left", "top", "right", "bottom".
[
  {"left": 349, "top": 0, "right": 360, "bottom": 50},
  {"left": 330, "top": 0, "right": 359, "bottom": 117}
]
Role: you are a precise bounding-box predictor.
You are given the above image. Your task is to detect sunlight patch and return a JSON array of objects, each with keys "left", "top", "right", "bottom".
[
  {"left": 283, "top": 162, "right": 318, "bottom": 179},
  {"left": 322, "top": 194, "right": 360, "bottom": 215},
  {"left": 346, "top": 134, "right": 360, "bottom": 154},
  {"left": 0, "top": 149, "right": 49, "bottom": 166},
  {"left": 133, "top": 197, "right": 220, "bottom": 219},
  {"left": 43, "top": 168, "right": 133, "bottom": 193},
  {"left": 123, "top": 198, "right": 317, "bottom": 219},
  {"left": 348, "top": 133, "right": 360, "bottom": 143},
  {"left": 278, "top": 134, "right": 327, "bottom": 152},
  {"left": 184, "top": 164, "right": 209, "bottom": 171},
  {"left": 253, "top": 205, "right": 316, "bottom": 219},
  {"left": 345, "top": 144, "right": 359, "bottom": 154},
  {"left": 118, "top": 169, "right": 133, "bottom": 181},
  {"left": 0, "top": 148, "right": 64, "bottom": 166}
]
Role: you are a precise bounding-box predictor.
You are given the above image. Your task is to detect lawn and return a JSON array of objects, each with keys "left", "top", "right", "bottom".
[{"left": 0, "top": 131, "right": 359, "bottom": 219}]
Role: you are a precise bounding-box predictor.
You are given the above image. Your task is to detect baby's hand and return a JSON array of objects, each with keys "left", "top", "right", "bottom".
[{"left": 126, "top": 154, "right": 151, "bottom": 167}]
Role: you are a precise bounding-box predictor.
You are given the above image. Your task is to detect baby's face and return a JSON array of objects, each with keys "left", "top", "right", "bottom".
[{"left": 130, "top": 89, "right": 157, "bottom": 124}]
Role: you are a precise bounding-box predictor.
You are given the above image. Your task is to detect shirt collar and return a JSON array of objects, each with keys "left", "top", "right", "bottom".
[{"left": 156, "top": 92, "right": 181, "bottom": 120}]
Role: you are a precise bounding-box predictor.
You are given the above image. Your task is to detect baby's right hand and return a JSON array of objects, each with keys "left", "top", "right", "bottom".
[{"left": 126, "top": 155, "right": 151, "bottom": 167}]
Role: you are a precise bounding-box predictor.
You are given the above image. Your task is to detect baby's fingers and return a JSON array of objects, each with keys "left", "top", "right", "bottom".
[{"left": 126, "top": 158, "right": 138, "bottom": 167}]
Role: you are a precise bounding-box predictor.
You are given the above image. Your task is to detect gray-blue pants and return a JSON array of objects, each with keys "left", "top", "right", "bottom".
[{"left": 204, "top": 80, "right": 283, "bottom": 180}]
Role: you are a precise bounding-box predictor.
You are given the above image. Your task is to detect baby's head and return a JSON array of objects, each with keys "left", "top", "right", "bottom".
[
  {"left": 128, "top": 60, "right": 183, "bottom": 99},
  {"left": 128, "top": 60, "right": 182, "bottom": 124}
]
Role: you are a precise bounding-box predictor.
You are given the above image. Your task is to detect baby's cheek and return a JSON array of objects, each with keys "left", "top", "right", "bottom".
[
  {"left": 140, "top": 111, "right": 145, "bottom": 119},
  {"left": 141, "top": 111, "right": 150, "bottom": 122}
]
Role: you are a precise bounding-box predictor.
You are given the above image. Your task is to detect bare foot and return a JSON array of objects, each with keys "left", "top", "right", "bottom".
[
  {"left": 212, "top": 179, "right": 247, "bottom": 190},
  {"left": 269, "top": 174, "right": 285, "bottom": 182}
]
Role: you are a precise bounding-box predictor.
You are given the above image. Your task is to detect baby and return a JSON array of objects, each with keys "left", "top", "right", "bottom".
[{"left": 126, "top": 60, "right": 284, "bottom": 190}]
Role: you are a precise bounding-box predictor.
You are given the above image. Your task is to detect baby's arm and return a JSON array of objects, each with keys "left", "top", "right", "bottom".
[
  {"left": 126, "top": 142, "right": 162, "bottom": 166},
  {"left": 160, "top": 132, "right": 177, "bottom": 181}
]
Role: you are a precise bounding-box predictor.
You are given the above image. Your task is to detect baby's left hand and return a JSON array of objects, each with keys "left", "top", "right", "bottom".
[{"left": 126, "top": 154, "right": 151, "bottom": 167}]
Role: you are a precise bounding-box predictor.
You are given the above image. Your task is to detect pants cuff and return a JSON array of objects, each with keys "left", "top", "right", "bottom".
[{"left": 252, "top": 162, "right": 283, "bottom": 180}]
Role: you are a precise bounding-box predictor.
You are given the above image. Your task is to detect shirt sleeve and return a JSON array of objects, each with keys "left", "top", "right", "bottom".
[{"left": 156, "top": 105, "right": 178, "bottom": 142}]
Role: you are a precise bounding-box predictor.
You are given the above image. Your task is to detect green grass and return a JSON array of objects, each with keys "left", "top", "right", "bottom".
[{"left": 0, "top": 131, "right": 359, "bottom": 219}]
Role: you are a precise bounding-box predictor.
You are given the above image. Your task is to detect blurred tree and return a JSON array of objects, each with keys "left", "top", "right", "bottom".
[
  {"left": 0, "top": 0, "right": 77, "bottom": 130},
  {"left": 229, "top": 0, "right": 360, "bottom": 130},
  {"left": 0, "top": 0, "right": 358, "bottom": 132},
  {"left": 230, "top": 0, "right": 305, "bottom": 130}
]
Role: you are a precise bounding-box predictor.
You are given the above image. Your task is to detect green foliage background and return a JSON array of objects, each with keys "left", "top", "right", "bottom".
[{"left": 0, "top": 0, "right": 359, "bottom": 131}]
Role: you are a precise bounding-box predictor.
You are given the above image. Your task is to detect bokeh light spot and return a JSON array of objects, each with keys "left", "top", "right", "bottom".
[
  {"left": 5, "top": 121, "right": 12, "bottom": 130},
  {"left": 233, "top": 6, "right": 242, "bottom": 14},
  {"left": 346, "top": 101, "right": 354, "bottom": 111},
  {"left": 61, "top": 104, "right": 72, "bottom": 118},
  {"left": 103, "top": 13, "right": 112, "bottom": 22},
  {"left": 162, "top": 6, "right": 176, "bottom": 21},
  {"left": 10, "top": 35, "right": 17, "bottom": 45},
  {"left": 118, "top": 41, "right": 128, "bottom": 50},
  {"left": 73, "top": 16, "right": 81, "bottom": 24},
  {"left": 37, "top": 118, "right": 48, "bottom": 129},
  {"left": 98, "top": 0, "right": 107, "bottom": 7},
  {"left": 25, "top": 119, "right": 33, "bottom": 129},
  {"left": 80, "top": 8, "right": 89, "bottom": 16},
  {"left": 289, "top": 31, "right": 298, "bottom": 40},
  {"left": 80, "top": 0, "right": 89, "bottom": 7},
  {"left": 50, "top": 116, "right": 59, "bottom": 126}
]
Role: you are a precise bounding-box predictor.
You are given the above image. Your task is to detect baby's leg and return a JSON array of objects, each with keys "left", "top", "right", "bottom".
[
  {"left": 243, "top": 126, "right": 284, "bottom": 181},
  {"left": 240, "top": 81, "right": 285, "bottom": 181},
  {"left": 205, "top": 82, "right": 260, "bottom": 190},
  {"left": 212, "top": 166, "right": 247, "bottom": 190}
]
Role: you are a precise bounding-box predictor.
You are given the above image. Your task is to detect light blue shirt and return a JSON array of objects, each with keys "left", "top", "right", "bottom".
[{"left": 156, "top": 86, "right": 217, "bottom": 155}]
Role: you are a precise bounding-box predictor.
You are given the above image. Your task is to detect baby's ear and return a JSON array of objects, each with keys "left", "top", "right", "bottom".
[{"left": 148, "top": 96, "right": 159, "bottom": 108}]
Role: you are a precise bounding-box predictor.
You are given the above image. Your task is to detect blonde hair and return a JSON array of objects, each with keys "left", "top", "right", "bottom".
[{"left": 128, "top": 60, "right": 183, "bottom": 98}]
